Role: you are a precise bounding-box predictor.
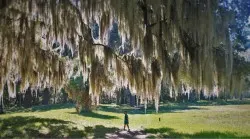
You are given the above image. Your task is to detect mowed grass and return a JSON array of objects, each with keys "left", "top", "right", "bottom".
[{"left": 0, "top": 100, "right": 250, "bottom": 138}]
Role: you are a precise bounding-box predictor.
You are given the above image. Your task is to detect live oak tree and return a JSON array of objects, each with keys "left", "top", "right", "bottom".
[{"left": 0, "top": 0, "right": 248, "bottom": 113}]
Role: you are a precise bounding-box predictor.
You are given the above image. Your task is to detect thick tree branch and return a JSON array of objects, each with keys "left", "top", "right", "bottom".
[
  {"left": 92, "top": 43, "right": 108, "bottom": 48},
  {"left": 92, "top": 43, "right": 134, "bottom": 76},
  {"left": 67, "top": 0, "right": 130, "bottom": 67},
  {"left": 66, "top": 0, "right": 92, "bottom": 42},
  {"left": 92, "top": 43, "right": 127, "bottom": 63},
  {"left": 137, "top": 0, "right": 148, "bottom": 26},
  {"left": 67, "top": 0, "right": 136, "bottom": 77},
  {"left": 178, "top": 26, "right": 200, "bottom": 48},
  {"left": 147, "top": 18, "right": 168, "bottom": 28}
]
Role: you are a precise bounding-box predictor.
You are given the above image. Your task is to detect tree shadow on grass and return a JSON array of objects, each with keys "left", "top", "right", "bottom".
[
  {"left": 106, "top": 129, "right": 148, "bottom": 138},
  {"left": 0, "top": 116, "right": 86, "bottom": 138},
  {"left": 68, "top": 111, "right": 120, "bottom": 119},
  {"left": 190, "top": 99, "right": 250, "bottom": 106},
  {"left": 1, "top": 116, "right": 247, "bottom": 138},
  {"left": 97, "top": 104, "right": 206, "bottom": 114},
  {"left": 146, "top": 104, "right": 207, "bottom": 114},
  {"left": 0, "top": 116, "right": 122, "bottom": 138},
  {"left": 84, "top": 125, "right": 119, "bottom": 138},
  {"left": 5, "top": 103, "right": 75, "bottom": 113},
  {"left": 31, "top": 103, "right": 74, "bottom": 112},
  {"left": 144, "top": 127, "right": 250, "bottom": 138}
]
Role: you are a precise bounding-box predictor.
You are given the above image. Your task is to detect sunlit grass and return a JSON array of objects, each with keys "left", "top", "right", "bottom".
[{"left": 0, "top": 100, "right": 250, "bottom": 138}]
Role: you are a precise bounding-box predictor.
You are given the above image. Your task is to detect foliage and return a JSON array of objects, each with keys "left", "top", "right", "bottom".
[
  {"left": 230, "top": 53, "right": 250, "bottom": 98},
  {"left": 233, "top": 53, "right": 250, "bottom": 76},
  {"left": 219, "top": 0, "right": 250, "bottom": 51},
  {"left": 57, "top": 89, "right": 69, "bottom": 103}
]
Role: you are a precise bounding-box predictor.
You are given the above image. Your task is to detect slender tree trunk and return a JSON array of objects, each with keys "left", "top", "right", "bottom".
[
  {"left": 155, "top": 97, "right": 159, "bottom": 113},
  {"left": 110, "top": 92, "right": 112, "bottom": 103},
  {"left": 198, "top": 90, "right": 200, "bottom": 101},
  {"left": 96, "top": 95, "right": 99, "bottom": 106},
  {"left": 19, "top": 93, "right": 21, "bottom": 106},
  {"left": 116, "top": 91, "right": 119, "bottom": 105},
  {"left": 225, "top": 92, "right": 228, "bottom": 102},
  {"left": 91, "top": 94, "right": 95, "bottom": 105},
  {"left": 0, "top": 96, "right": 4, "bottom": 114},
  {"left": 54, "top": 89, "right": 56, "bottom": 104},
  {"left": 136, "top": 95, "right": 139, "bottom": 107},
  {"left": 123, "top": 90, "right": 126, "bottom": 105},
  {"left": 174, "top": 91, "right": 177, "bottom": 102},
  {"left": 224, "top": 88, "right": 227, "bottom": 102},
  {"left": 139, "top": 96, "right": 141, "bottom": 105},
  {"left": 76, "top": 100, "right": 81, "bottom": 113},
  {"left": 240, "top": 94, "right": 243, "bottom": 100}
]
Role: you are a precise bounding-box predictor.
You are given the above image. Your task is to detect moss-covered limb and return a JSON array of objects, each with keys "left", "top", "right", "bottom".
[
  {"left": 64, "top": 0, "right": 90, "bottom": 42},
  {"left": 92, "top": 43, "right": 128, "bottom": 65},
  {"left": 91, "top": 42, "right": 138, "bottom": 81},
  {"left": 147, "top": 18, "right": 168, "bottom": 28}
]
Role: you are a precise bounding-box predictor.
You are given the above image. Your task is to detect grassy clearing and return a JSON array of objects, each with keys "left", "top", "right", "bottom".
[{"left": 0, "top": 100, "right": 250, "bottom": 138}]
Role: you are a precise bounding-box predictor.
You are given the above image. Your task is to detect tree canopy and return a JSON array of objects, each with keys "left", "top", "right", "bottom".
[{"left": 0, "top": 0, "right": 249, "bottom": 112}]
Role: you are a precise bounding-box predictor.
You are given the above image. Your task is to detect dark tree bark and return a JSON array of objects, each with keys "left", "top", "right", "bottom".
[
  {"left": 19, "top": 93, "right": 22, "bottom": 106},
  {"left": 116, "top": 89, "right": 121, "bottom": 105},
  {"left": 24, "top": 87, "right": 32, "bottom": 108},
  {"left": 82, "top": 92, "right": 92, "bottom": 112},
  {"left": 54, "top": 89, "right": 56, "bottom": 104},
  {"left": 42, "top": 88, "right": 50, "bottom": 105},
  {"left": 0, "top": 96, "right": 4, "bottom": 114},
  {"left": 0, "top": 0, "right": 7, "bottom": 9},
  {"left": 130, "top": 94, "right": 136, "bottom": 107}
]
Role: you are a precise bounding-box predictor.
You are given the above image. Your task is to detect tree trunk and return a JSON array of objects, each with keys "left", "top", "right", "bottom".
[
  {"left": 123, "top": 91, "right": 126, "bottom": 104},
  {"left": 0, "top": 96, "right": 4, "bottom": 114},
  {"left": 240, "top": 94, "right": 243, "bottom": 100},
  {"left": 19, "top": 93, "right": 22, "bottom": 106},
  {"left": 174, "top": 91, "right": 177, "bottom": 102},
  {"left": 197, "top": 90, "right": 200, "bottom": 101},
  {"left": 225, "top": 92, "right": 228, "bottom": 102},
  {"left": 139, "top": 97, "right": 141, "bottom": 105},
  {"left": 42, "top": 88, "right": 50, "bottom": 105},
  {"left": 54, "top": 89, "right": 56, "bottom": 104},
  {"left": 224, "top": 89, "right": 227, "bottom": 102},
  {"left": 155, "top": 97, "right": 159, "bottom": 113},
  {"left": 136, "top": 95, "right": 139, "bottom": 107},
  {"left": 24, "top": 87, "right": 32, "bottom": 108},
  {"left": 96, "top": 95, "right": 99, "bottom": 106},
  {"left": 91, "top": 94, "right": 95, "bottom": 105},
  {"left": 116, "top": 90, "right": 121, "bottom": 105},
  {"left": 82, "top": 92, "right": 92, "bottom": 112}
]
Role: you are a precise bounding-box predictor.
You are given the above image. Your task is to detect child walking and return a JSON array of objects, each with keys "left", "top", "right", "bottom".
[{"left": 124, "top": 111, "right": 130, "bottom": 131}]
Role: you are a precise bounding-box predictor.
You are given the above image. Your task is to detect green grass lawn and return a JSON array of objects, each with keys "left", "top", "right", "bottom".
[{"left": 0, "top": 100, "right": 250, "bottom": 138}]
